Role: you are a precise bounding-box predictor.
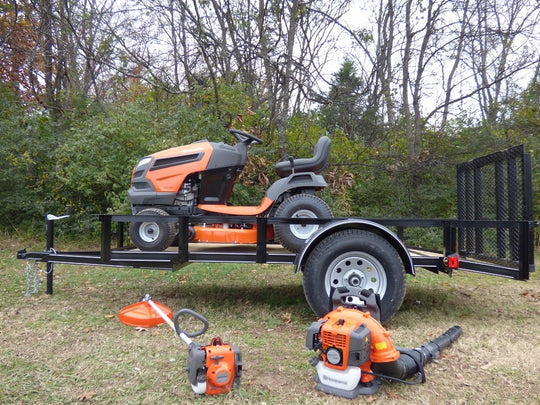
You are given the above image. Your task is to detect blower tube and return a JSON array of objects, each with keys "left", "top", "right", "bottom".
[{"left": 371, "top": 325, "right": 462, "bottom": 383}]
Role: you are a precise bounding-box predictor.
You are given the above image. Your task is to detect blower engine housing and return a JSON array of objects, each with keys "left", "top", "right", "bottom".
[{"left": 306, "top": 288, "right": 462, "bottom": 398}]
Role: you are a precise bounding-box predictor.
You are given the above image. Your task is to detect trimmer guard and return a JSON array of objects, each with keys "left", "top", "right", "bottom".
[{"left": 118, "top": 300, "right": 173, "bottom": 328}]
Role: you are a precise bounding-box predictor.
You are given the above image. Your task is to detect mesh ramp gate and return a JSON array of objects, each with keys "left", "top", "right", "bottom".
[{"left": 456, "top": 145, "right": 535, "bottom": 279}]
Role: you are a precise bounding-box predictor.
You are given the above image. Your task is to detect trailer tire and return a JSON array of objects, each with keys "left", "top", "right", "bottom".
[
  {"left": 302, "top": 229, "right": 406, "bottom": 323},
  {"left": 273, "top": 194, "right": 332, "bottom": 252},
  {"left": 129, "top": 208, "right": 176, "bottom": 251}
]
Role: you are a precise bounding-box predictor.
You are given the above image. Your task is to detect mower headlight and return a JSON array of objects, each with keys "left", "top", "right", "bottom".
[{"left": 136, "top": 157, "right": 152, "bottom": 169}]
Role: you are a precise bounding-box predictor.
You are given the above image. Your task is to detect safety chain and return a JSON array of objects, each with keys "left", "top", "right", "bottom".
[
  {"left": 24, "top": 259, "right": 41, "bottom": 296},
  {"left": 24, "top": 248, "right": 56, "bottom": 296}
]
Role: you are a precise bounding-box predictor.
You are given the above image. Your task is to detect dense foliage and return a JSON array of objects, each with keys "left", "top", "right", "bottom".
[
  {"left": 1, "top": 76, "right": 538, "bottom": 240},
  {"left": 1, "top": 0, "right": 538, "bottom": 241}
]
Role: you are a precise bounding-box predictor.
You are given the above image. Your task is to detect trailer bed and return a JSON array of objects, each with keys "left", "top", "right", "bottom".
[
  {"left": 19, "top": 243, "right": 447, "bottom": 270},
  {"left": 18, "top": 215, "right": 535, "bottom": 277}
]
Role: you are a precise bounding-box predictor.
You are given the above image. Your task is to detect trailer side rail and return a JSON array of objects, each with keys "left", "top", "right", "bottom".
[{"left": 18, "top": 214, "right": 535, "bottom": 295}]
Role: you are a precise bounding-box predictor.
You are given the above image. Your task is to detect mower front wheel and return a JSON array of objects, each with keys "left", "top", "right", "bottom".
[{"left": 129, "top": 208, "right": 176, "bottom": 251}]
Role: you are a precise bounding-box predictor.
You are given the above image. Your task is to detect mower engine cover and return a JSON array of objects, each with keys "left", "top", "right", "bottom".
[{"left": 128, "top": 140, "right": 246, "bottom": 209}]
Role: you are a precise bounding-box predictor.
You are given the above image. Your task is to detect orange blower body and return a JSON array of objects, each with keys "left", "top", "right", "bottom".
[
  {"left": 315, "top": 306, "right": 400, "bottom": 381},
  {"left": 306, "top": 288, "right": 462, "bottom": 398}
]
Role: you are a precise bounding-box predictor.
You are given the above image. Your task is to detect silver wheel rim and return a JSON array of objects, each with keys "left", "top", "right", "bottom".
[
  {"left": 325, "top": 251, "right": 388, "bottom": 298},
  {"left": 290, "top": 209, "right": 319, "bottom": 239},
  {"left": 139, "top": 221, "right": 160, "bottom": 243}
]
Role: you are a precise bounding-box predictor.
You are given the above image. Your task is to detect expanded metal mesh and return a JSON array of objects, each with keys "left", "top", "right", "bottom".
[{"left": 456, "top": 145, "right": 533, "bottom": 268}]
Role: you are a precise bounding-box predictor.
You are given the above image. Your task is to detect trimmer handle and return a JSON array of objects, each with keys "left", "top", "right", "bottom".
[{"left": 173, "top": 308, "right": 209, "bottom": 338}]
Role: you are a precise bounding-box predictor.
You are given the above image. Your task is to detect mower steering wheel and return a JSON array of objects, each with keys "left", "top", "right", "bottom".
[
  {"left": 229, "top": 129, "right": 263, "bottom": 145},
  {"left": 173, "top": 308, "right": 209, "bottom": 338}
]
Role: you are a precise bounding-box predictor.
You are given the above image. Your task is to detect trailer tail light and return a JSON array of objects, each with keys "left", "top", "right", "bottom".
[{"left": 447, "top": 254, "right": 459, "bottom": 269}]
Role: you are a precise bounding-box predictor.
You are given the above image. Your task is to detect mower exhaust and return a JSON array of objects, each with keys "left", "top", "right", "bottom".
[{"left": 119, "top": 294, "right": 242, "bottom": 395}]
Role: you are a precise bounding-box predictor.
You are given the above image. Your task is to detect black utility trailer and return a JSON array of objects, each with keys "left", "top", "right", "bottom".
[{"left": 18, "top": 146, "right": 537, "bottom": 322}]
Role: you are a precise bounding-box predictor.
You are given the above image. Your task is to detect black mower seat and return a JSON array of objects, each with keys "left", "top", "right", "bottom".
[{"left": 274, "top": 136, "right": 331, "bottom": 177}]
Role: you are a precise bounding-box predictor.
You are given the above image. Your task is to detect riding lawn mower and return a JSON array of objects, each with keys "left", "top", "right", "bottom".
[{"left": 127, "top": 129, "right": 332, "bottom": 252}]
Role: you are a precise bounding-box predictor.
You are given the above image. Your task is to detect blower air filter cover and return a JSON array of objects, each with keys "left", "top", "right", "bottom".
[{"left": 118, "top": 300, "right": 173, "bottom": 328}]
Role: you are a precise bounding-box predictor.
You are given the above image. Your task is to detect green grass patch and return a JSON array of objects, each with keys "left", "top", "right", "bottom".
[{"left": 1, "top": 237, "right": 539, "bottom": 404}]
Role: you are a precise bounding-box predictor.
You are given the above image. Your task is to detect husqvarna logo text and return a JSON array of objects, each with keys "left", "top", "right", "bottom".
[{"left": 322, "top": 375, "right": 347, "bottom": 386}]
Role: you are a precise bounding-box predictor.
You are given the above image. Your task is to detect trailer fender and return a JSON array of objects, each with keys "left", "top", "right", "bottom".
[{"left": 294, "top": 218, "right": 415, "bottom": 276}]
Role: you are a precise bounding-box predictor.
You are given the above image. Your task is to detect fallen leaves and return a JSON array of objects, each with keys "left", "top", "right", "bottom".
[
  {"left": 520, "top": 289, "right": 539, "bottom": 302},
  {"left": 77, "top": 391, "right": 96, "bottom": 402},
  {"left": 281, "top": 312, "right": 292, "bottom": 324}
]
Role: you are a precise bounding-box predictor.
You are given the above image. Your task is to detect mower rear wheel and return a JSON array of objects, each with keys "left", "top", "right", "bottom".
[
  {"left": 129, "top": 208, "right": 176, "bottom": 251},
  {"left": 273, "top": 194, "right": 332, "bottom": 252},
  {"left": 302, "top": 229, "right": 406, "bottom": 323}
]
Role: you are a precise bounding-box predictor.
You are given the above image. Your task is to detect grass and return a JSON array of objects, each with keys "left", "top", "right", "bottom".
[{"left": 1, "top": 236, "right": 539, "bottom": 404}]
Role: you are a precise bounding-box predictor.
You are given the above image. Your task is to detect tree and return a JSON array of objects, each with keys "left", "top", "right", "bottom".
[
  {"left": 373, "top": 0, "right": 396, "bottom": 125},
  {"left": 342, "top": 0, "right": 539, "bottom": 160},
  {"left": 0, "top": 0, "right": 124, "bottom": 116},
  {"left": 113, "top": 0, "right": 351, "bottom": 153},
  {"left": 466, "top": 0, "right": 540, "bottom": 127},
  {"left": 320, "top": 59, "right": 367, "bottom": 139},
  {"left": 0, "top": 0, "right": 37, "bottom": 99}
]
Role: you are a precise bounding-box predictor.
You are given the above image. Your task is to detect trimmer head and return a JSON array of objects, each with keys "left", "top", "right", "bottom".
[{"left": 118, "top": 299, "right": 173, "bottom": 328}]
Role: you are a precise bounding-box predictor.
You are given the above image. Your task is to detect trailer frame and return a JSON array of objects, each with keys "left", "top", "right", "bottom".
[{"left": 17, "top": 213, "right": 536, "bottom": 296}]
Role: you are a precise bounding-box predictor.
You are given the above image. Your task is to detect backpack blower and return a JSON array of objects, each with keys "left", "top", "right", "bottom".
[
  {"left": 119, "top": 294, "right": 242, "bottom": 395},
  {"left": 306, "top": 287, "right": 462, "bottom": 398}
]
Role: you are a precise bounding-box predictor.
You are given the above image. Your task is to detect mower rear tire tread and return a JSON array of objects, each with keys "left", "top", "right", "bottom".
[{"left": 273, "top": 194, "right": 332, "bottom": 252}]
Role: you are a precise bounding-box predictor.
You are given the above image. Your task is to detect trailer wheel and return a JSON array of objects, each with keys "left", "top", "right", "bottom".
[
  {"left": 273, "top": 194, "right": 332, "bottom": 252},
  {"left": 129, "top": 208, "right": 176, "bottom": 251},
  {"left": 302, "top": 229, "right": 406, "bottom": 323}
]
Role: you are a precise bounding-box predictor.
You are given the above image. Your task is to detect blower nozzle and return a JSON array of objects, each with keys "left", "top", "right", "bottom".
[{"left": 371, "top": 325, "right": 462, "bottom": 382}]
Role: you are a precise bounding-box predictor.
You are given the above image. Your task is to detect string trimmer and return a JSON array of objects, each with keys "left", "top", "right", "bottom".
[
  {"left": 306, "top": 287, "right": 462, "bottom": 398},
  {"left": 119, "top": 294, "right": 242, "bottom": 395}
]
